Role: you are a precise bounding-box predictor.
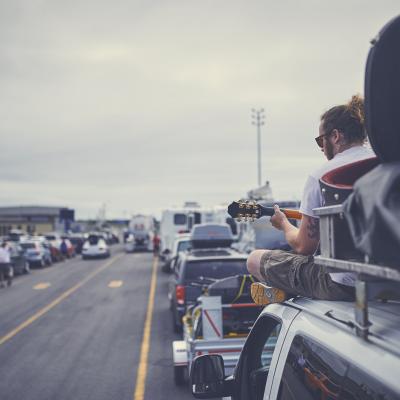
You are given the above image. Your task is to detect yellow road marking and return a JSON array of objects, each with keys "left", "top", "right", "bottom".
[
  {"left": 0, "top": 254, "right": 123, "bottom": 347},
  {"left": 134, "top": 256, "right": 159, "bottom": 400},
  {"left": 33, "top": 282, "right": 51, "bottom": 290},
  {"left": 108, "top": 280, "right": 123, "bottom": 288}
]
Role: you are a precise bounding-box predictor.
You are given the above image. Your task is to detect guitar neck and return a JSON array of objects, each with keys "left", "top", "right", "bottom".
[{"left": 260, "top": 206, "right": 302, "bottom": 220}]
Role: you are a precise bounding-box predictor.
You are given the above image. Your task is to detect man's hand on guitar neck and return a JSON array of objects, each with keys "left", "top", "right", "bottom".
[
  {"left": 271, "top": 204, "right": 319, "bottom": 255},
  {"left": 270, "top": 205, "right": 290, "bottom": 231}
]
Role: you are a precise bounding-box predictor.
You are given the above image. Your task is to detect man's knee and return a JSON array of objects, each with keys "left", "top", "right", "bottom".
[{"left": 247, "top": 250, "right": 269, "bottom": 280}]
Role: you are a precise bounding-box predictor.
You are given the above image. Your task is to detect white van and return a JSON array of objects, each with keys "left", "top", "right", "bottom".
[
  {"left": 128, "top": 215, "right": 154, "bottom": 251},
  {"left": 159, "top": 203, "right": 215, "bottom": 259}
]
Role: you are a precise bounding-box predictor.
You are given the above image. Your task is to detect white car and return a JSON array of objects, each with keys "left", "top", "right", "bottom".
[
  {"left": 124, "top": 234, "right": 136, "bottom": 253},
  {"left": 162, "top": 233, "right": 191, "bottom": 272},
  {"left": 82, "top": 235, "right": 110, "bottom": 259}
]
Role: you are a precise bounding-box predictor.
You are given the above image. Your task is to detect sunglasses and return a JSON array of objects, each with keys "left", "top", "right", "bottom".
[{"left": 315, "top": 131, "right": 332, "bottom": 148}]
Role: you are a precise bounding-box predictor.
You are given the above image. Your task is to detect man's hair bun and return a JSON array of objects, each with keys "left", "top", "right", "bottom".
[{"left": 347, "top": 94, "right": 365, "bottom": 125}]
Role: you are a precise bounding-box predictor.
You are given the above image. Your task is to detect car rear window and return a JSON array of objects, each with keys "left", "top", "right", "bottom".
[
  {"left": 88, "top": 236, "right": 100, "bottom": 245},
  {"left": 184, "top": 259, "right": 247, "bottom": 282}
]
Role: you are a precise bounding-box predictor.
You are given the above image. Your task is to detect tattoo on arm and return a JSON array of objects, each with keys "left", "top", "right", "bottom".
[{"left": 307, "top": 217, "right": 319, "bottom": 239}]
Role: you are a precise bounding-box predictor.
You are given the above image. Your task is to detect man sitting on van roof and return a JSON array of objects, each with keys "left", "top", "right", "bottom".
[{"left": 247, "top": 95, "right": 374, "bottom": 303}]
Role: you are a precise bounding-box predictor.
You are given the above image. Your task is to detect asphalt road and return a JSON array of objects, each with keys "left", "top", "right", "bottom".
[{"left": 0, "top": 246, "right": 193, "bottom": 400}]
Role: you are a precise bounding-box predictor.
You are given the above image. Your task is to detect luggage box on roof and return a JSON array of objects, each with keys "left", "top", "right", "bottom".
[{"left": 190, "top": 224, "right": 233, "bottom": 249}]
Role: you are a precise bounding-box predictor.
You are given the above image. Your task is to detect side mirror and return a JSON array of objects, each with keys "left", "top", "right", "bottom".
[{"left": 190, "top": 355, "right": 232, "bottom": 399}]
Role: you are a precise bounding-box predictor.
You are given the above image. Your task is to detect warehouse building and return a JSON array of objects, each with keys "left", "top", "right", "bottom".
[{"left": 0, "top": 206, "right": 74, "bottom": 236}]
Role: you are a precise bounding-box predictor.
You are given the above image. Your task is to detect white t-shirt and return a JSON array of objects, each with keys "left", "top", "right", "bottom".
[
  {"left": 0, "top": 247, "right": 11, "bottom": 263},
  {"left": 299, "top": 145, "right": 375, "bottom": 286},
  {"left": 299, "top": 145, "right": 375, "bottom": 217}
]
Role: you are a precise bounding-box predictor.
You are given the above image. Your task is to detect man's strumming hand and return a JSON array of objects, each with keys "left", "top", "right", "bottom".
[{"left": 270, "top": 204, "right": 289, "bottom": 231}]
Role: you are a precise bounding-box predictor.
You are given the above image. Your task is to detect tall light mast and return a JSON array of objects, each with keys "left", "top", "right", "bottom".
[{"left": 251, "top": 108, "right": 265, "bottom": 187}]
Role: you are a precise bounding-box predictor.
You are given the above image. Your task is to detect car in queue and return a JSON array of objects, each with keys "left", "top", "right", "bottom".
[
  {"left": 168, "top": 224, "right": 247, "bottom": 332},
  {"left": 82, "top": 233, "right": 110, "bottom": 259},
  {"left": 20, "top": 239, "right": 52, "bottom": 268},
  {"left": 68, "top": 234, "right": 85, "bottom": 254},
  {"left": 162, "top": 233, "right": 191, "bottom": 272},
  {"left": 43, "top": 232, "right": 63, "bottom": 262},
  {"left": 124, "top": 233, "right": 136, "bottom": 253},
  {"left": 190, "top": 298, "right": 400, "bottom": 400},
  {"left": 9, "top": 242, "right": 30, "bottom": 274},
  {"left": 7, "top": 229, "right": 27, "bottom": 243}
]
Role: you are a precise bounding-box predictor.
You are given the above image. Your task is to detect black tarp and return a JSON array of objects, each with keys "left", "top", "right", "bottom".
[{"left": 343, "top": 163, "right": 400, "bottom": 268}]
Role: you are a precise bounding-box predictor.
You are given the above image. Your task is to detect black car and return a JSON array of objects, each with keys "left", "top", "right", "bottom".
[
  {"left": 168, "top": 247, "right": 248, "bottom": 332},
  {"left": 68, "top": 234, "right": 84, "bottom": 254}
]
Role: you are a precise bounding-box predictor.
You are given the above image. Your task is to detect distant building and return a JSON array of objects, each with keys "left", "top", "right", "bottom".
[{"left": 0, "top": 206, "right": 74, "bottom": 236}]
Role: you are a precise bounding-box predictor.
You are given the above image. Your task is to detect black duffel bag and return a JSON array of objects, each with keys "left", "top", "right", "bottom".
[{"left": 343, "top": 162, "right": 400, "bottom": 268}]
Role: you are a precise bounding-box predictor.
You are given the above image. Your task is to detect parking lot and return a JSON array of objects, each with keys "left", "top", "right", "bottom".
[{"left": 0, "top": 246, "right": 193, "bottom": 400}]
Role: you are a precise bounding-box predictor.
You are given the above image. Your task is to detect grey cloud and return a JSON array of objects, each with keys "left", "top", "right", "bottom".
[{"left": 0, "top": 1, "right": 399, "bottom": 217}]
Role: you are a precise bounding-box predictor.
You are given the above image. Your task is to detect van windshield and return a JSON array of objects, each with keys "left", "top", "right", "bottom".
[{"left": 184, "top": 259, "right": 247, "bottom": 282}]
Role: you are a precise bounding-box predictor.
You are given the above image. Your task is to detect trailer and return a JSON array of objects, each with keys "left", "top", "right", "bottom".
[{"left": 172, "top": 275, "right": 266, "bottom": 385}]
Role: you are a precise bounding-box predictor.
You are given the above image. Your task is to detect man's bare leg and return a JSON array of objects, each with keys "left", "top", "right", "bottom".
[
  {"left": 247, "top": 249, "right": 270, "bottom": 281},
  {"left": 247, "top": 249, "right": 288, "bottom": 305}
]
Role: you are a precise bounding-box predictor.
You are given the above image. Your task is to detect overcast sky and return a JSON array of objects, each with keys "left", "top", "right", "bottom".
[{"left": 0, "top": 1, "right": 398, "bottom": 219}]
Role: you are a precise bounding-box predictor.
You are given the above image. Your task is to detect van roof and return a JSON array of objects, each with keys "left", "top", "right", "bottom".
[{"left": 285, "top": 297, "right": 400, "bottom": 353}]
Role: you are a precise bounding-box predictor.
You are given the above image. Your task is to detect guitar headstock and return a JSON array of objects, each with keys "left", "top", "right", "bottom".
[{"left": 227, "top": 200, "right": 261, "bottom": 222}]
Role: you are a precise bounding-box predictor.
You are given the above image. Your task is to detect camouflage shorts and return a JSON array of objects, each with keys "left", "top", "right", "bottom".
[{"left": 259, "top": 250, "right": 354, "bottom": 301}]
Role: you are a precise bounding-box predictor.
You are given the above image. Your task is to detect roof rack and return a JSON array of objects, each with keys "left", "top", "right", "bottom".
[{"left": 314, "top": 204, "right": 400, "bottom": 340}]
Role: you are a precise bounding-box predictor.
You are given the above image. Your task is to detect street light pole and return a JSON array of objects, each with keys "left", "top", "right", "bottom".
[{"left": 251, "top": 108, "right": 265, "bottom": 187}]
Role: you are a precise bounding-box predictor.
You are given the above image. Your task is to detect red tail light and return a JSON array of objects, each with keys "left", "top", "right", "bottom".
[{"left": 176, "top": 285, "right": 185, "bottom": 305}]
